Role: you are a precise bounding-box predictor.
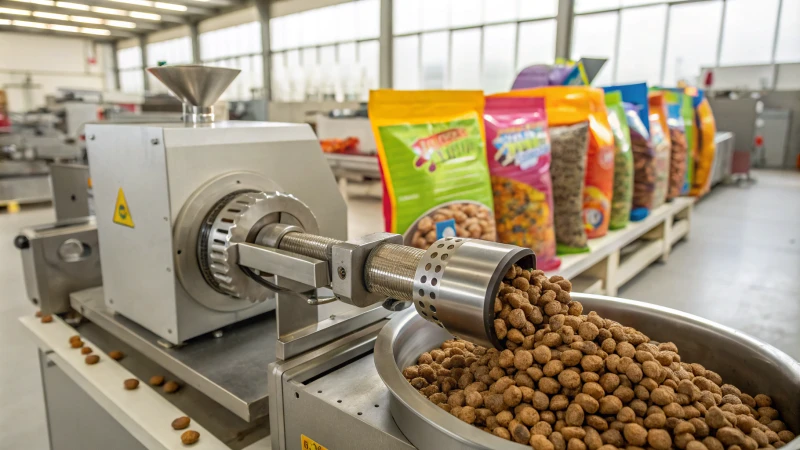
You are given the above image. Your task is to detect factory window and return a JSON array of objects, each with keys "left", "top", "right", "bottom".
[
  {"left": 117, "top": 46, "right": 144, "bottom": 94},
  {"left": 147, "top": 37, "right": 193, "bottom": 94},
  {"left": 269, "top": 0, "right": 380, "bottom": 102},
  {"left": 662, "top": 0, "right": 723, "bottom": 86},
  {"left": 392, "top": 0, "right": 559, "bottom": 93},
  {"left": 614, "top": 4, "right": 667, "bottom": 85},
  {"left": 571, "top": 0, "right": 789, "bottom": 87},
  {"left": 719, "top": 0, "right": 780, "bottom": 66},
  {"left": 774, "top": 0, "right": 800, "bottom": 63},
  {"left": 571, "top": 11, "right": 618, "bottom": 86},
  {"left": 200, "top": 22, "right": 264, "bottom": 101}
]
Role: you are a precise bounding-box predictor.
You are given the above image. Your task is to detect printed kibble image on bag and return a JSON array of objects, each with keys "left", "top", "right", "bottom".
[
  {"left": 648, "top": 92, "right": 672, "bottom": 210},
  {"left": 484, "top": 96, "right": 560, "bottom": 271},
  {"left": 369, "top": 90, "right": 496, "bottom": 249},
  {"left": 605, "top": 91, "right": 633, "bottom": 230}
]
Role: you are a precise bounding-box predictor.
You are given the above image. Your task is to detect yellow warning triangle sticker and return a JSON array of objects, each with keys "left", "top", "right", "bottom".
[{"left": 113, "top": 188, "right": 135, "bottom": 228}]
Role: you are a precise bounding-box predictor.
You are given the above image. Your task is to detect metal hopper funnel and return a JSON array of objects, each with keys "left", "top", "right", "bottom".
[{"left": 147, "top": 65, "right": 240, "bottom": 124}]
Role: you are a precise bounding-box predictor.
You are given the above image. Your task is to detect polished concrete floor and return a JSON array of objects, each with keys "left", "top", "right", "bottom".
[{"left": 0, "top": 169, "right": 798, "bottom": 449}]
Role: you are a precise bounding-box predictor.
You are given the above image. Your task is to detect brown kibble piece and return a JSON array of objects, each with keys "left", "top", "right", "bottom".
[
  {"left": 181, "top": 430, "right": 200, "bottom": 445},
  {"left": 41, "top": 315, "right": 53, "bottom": 323},
  {"left": 648, "top": 428, "right": 672, "bottom": 450},
  {"left": 81, "top": 347, "right": 93, "bottom": 355},
  {"left": 108, "top": 350, "right": 125, "bottom": 361},
  {"left": 623, "top": 423, "right": 648, "bottom": 446},
  {"left": 171, "top": 416, "right": 190, "bottom": 430},
  {"left": 85, "top": 355, "right": 100, "bottom": 365},
  {"left": 163, "top": 381, "right": 180, "bottom": 393},
  {"left": 123, "top": 379, "right": 139, "bottom": 390},
  {"left": 531, "top": 434, "right": 556, "bottom": 450},
  {"left": 150, "top": 375, "right": 165, "bottom": 386},
  {"left": 70, "top": 339, "right": 84, "bottom": 348},
  {"left": 35, "top": 310, "right": 43, "bottom": 318}
]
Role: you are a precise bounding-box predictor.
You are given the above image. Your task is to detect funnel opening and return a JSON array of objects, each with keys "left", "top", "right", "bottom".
[{"left": 147, "top": 64, "right": 241, "bottom": 123}]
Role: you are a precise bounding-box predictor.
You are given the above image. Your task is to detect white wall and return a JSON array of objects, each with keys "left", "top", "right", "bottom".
[{"left": 0, "top": 31, "right": 106, "bottom": 112}]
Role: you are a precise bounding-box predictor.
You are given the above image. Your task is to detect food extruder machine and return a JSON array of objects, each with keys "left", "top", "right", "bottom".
[{"left": 16, "top": 66, "right": 800, "bottom": 450}]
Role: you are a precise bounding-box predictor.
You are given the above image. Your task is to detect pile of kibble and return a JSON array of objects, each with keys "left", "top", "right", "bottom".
[{"left": 402, "top": 266, "right": 795, "bottom": 450}]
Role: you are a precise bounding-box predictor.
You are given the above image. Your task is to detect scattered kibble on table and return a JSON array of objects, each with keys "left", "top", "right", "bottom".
[
  {"left": 163, "top": 381, "right": 180, "bottom": 394},
  {"left": 181, "top": 430, "right": 200, "bottom": 445},
  {"left": 171, "top": 416, "right": 190, "bottom": 430}
]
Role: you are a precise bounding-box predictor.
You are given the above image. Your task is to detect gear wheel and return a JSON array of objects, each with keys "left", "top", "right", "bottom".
[
  {"left": 199, "top": 191, "right": 271, "bottom": 302},
  {"left": 197, "top": 190, "right": 320, "bottom": 303}
]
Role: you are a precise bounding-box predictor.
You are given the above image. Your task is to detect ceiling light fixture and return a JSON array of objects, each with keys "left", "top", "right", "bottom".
[
  {"left": 71, "top": 15, "right": 102, "bottom": 23},
  {"left": 56, "top": 2, "right": 90, "bottom": 10},
  {"left": 13, "top": 19, "right": 47, "bottom": 27},
  {"left": 80, "top": 26, "right": 110, "bottom": 35},
  {"left": 10, "top": 0, "right": 56, "bottom": 6},
  {"left": 109, "top": 0, "right": 152, "bottom": 6},
  {"left": 128, "top": 11, "right": 160, "bottom": 19},
  {"left": 0, "top": 7, "right": 32, "bottom": 15},
  {"left": 106, "top": 19, "right": 134, "bottom": 28},
  {"left": 154, "top": 2, "right": 186, "bottom": 11},
  {"left": 50, "top": 23, "right": 78, "bottom": 31},
  {"left": 33, "top": 11, "right": 69, "bottom": 20},
  {"left": 90, "top": 6, "right": 126, "bottom": 15}
]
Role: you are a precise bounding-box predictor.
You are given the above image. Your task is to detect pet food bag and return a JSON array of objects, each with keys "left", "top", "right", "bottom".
[
  {"left": 625, "top": 103, "right": 655, "bottom": 222},
  {"left": 369, "top": 90, "right": 496, "bottom": 249},
  {"left": 484, "top": 97, "right": 560, "bottom": 271},
  {"left": 691, "top": 92, "right": 717, "bottom": 197},
  {"left": 681, "top": 89, "right": 697, "bottom": 195},
  {"left": 660, "top": 90, "right": 688, "bottom": 201},
  {"left": 648, "top": 92, "right": 672, "bottom": 209},
  {"left": 605, "top": 91, "right": 633, "bottom": 230},
  {"left": 492, "top": 86, "right": 615, "bottom": 245}
]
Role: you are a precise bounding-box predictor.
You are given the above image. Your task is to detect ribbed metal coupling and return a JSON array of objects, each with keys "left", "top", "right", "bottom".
[
  {"left": 278, "top": 232, "right": 342, "bottom": 261},
  {"left": 365, "top": 244, "right": 424, "bottom": 302}
]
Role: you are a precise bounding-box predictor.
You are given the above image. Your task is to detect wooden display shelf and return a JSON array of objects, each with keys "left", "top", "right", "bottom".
[{"left": 546, "top": 197, "right": 694, "bottom": 296}]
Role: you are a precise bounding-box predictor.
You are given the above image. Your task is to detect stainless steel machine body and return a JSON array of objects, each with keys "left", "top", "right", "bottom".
[
  {"left": 50, "top": 163, "right": 90, "bottom": 220},
  {"left": 85, "top": 119, "right": 348, "bottom": 344},
  {"left": 16, "top": 217, "right": 102, "bottom": 314}
]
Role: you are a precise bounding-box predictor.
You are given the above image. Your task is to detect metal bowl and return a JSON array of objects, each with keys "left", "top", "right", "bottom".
[{"left": 375, "top": 293, "right": 800, "bottom": 450}]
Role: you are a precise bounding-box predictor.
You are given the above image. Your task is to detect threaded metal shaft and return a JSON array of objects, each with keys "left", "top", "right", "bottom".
[
  {"left": 279, "top": 232, "right": 341, "bottom": 261},
  {"left": 364, "top": 244, "right": 424, "bottom": 302}
]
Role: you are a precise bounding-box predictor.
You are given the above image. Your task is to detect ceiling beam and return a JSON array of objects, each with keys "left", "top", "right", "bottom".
[{"left": 0, "top": 0, "right": 163, "bottom": 29}]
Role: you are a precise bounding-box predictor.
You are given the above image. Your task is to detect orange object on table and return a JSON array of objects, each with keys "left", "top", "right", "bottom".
[{"left": 320, "top": 137, "right": 360, "bottom": 153}]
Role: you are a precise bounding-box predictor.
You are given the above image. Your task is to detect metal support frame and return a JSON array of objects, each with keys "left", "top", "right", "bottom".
[
  {"left": 110, "top": 40, "right": 121, "bottom": 91},
  {"left": 139, "top": 35, "right": 149, "bottom": 92},
  {"left": 189, "top": 22, "right": 201, "bottom": 64},
  {"left": 256, "top": 0, "right": 272, "bottom": 119},
  {"left": 379, "top": 0, "right": 393, "bottom": 88},
  {"left": 555, "top": 0, "right": 575, "bottom": 60}
]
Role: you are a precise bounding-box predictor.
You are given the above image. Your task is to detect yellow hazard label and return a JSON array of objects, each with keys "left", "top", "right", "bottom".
[
  {"left": 113, "top": 188, "right": 135, "bottom": 228},
  {"left": 301, "top": 434, "right": 327, "bottom": 450}
]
